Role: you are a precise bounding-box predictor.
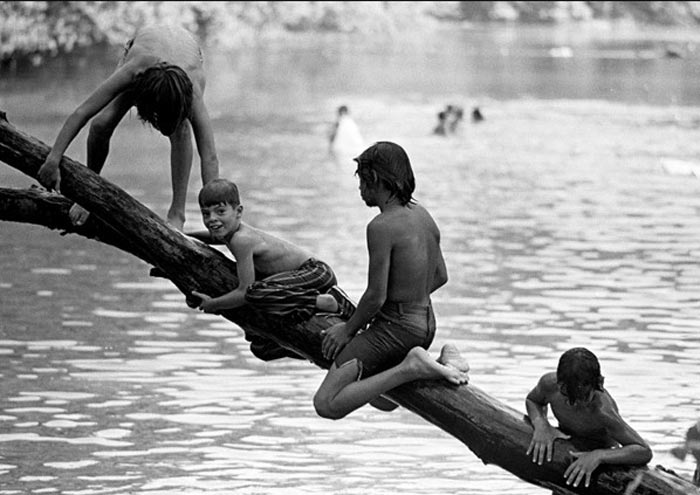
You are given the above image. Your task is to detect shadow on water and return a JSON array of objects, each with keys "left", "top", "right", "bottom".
[{"left": 1, "top": 24, "right": 700, "bottom": 494}]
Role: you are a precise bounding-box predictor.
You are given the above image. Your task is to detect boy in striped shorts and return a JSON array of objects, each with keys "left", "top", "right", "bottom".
[{"left": 190, "top": 179, "right": 354, "bottom": 334}]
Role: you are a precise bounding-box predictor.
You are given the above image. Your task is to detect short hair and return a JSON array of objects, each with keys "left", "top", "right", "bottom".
[
  {"left": 198, "top": 179, "right": 240, "bottom": 208},
  {"left": 353, "top": 141, "right": 415, "bottom": 206},
  {"left": 557, "top": 347, "right": 605, "bottom": 405},
  {"left": 131, "top": 63, "right": 193, "bottom": 136}
]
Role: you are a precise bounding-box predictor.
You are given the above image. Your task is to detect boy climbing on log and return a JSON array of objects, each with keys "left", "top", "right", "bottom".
[
  {"left": 189, "top": 179, "right": 354, "bottom": 356},
  {"left": 313, "top": 141, "right": 470, "bottom": 420},
  {"left": 37, "top": 24, "right": 219, "bottom": 231},
  {"left": 526, "top": 347, "right": 653, "bottom": 489}
]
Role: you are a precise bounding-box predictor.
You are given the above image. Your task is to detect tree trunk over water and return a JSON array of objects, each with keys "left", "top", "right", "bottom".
[{"left": 0, "top": 112, "right": 697, "bottom": 495}]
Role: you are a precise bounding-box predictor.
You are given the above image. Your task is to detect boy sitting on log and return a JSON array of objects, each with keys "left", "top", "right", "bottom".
[
  {"left": 313, "top": 141, "right": 470, "bottom": 420},
  {"left": 526, "top": 347, "right": 653, "bottom": 489},
  {"left": 189, "top": 178, "right": 355, "bottom": 358}
]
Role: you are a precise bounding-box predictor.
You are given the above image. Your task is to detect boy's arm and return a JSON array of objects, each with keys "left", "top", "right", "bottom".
[
  {"left": 598, "top": 406, "right": 652, "bottom": 463},
  {"left": 431, "top": 245, "right": 448, "bottom": 292},
  {"left": 193, "top": 237, "right": 255, "bottom": 313},
  {"left": 345, "top": 220, "right": 391, "bottom": 333},
  {"left": 526, "top": 373, "right": 570, "bottom": 465},
  {"left": 190, "top": 90, "right": 219, "bottom": 185},
  {"left": 321, "top": 220, "right": 391, "bottom": 360},
  {"left": 37, "top": 62, "right": 138, "bottom": 190},
  {"left": 564, "top": 402, "right": 652, "bottom": 488}
]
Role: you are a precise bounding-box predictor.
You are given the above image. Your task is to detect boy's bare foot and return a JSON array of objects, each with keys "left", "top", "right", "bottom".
[
  {"left": 167, "top": 209, "right": 186, "bottom": 232},
  {"left": 167, "top": 218, "right": 185, "bottom": 232},
  {"left": 369, "top": 396, "right": 399, "bottom": 412},
  {"left": 437, "top": 343, "right": 470, "bottom": 373},
  {"left": 403, "top": 347, "right": 469, "bottom": 385},
  {"left": 69, "top": 203, "right": 90, "bottom": 226},
  {"left": 316, "top": 294, "right": 337, "bottom": 313}
]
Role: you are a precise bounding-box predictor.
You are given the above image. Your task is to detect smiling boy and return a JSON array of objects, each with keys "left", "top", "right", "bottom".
[
  {"left": 190, "top": 178, "right": 353, "bottom": 326},
  {"left": 525, "top": 347, "right": 652, "bottom": 489}
]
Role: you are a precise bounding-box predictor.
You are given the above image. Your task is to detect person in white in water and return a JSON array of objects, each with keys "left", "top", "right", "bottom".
[{"left": 329, "top": 105, "right": 365, "bottom": 158}]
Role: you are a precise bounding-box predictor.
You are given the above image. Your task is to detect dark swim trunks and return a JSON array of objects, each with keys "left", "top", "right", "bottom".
[
  {"left": 245, "top": 258, "right": 337, "bottom": 324},
  {"left": 334, "top": 300, "right": 436, "bottom": 379}
]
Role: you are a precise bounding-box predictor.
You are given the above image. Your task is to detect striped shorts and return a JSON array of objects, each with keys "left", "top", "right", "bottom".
[{"left": 245, "top": 258, "right": 337, "bottom": 323}]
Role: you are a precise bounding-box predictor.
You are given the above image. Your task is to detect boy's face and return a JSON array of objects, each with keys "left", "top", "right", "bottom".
[
  {"left": 200, "top": 202, "right": 242, "bottom": 241},
  {"left": 358, "top": 176, "right": 378, "bottom": 207},
  {"left": 558, "top": 382, "right": 596, "bottom": 407}
]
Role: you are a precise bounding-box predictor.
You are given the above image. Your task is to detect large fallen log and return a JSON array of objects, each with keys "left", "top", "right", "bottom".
[{"left": 1, "top": 112, "right": 696, "bottom": 495}]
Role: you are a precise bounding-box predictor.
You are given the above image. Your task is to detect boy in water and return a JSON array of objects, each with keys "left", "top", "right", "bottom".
[
  {"left": 526, "top": 347, "right": 652, "bottom": 489},
  {"left": 313, "top": 141, "right": 469, "bottom": 420},
  {"left": 37, "top": 25, "right": 219, "bottom": 231},
  {"left": 190, "top": 179, "right": 351, "bottom": 329}
]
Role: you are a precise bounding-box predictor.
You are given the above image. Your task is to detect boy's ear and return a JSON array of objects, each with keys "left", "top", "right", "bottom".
[{"left": 236, "top": 204, "right": 244, "bottom": 217}]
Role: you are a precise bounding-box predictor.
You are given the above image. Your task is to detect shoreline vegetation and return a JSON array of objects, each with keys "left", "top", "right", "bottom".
[{"left": 2, "top": 1, "right": 700, "bottom": 68}]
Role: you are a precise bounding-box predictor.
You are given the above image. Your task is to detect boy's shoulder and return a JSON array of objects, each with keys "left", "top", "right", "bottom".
[
  {"left": 227, "top": 223, "right": 259, "bottom": 247},
  {"left": 539, "top": 371, "right": 558, "bottom": 386}
]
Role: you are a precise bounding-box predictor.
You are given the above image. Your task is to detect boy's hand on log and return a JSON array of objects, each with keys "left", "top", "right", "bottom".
[
  {"left": 37, "top": 156, "right": 61, "bottom": 192},
  {"left": 190, "top": 291, "right": 221, "bottom": 314},
  {"left": 320, "top": 322, "right": 353, "bottom": 360},
  {"left": 565, "top": 450, "right": 603, "bottom": 488},
  {"left": 527, "top": 425, "right": 570, "bottom": 465},
  {"left": 185, "top": 292, "right": 202, "bottom": 308}
]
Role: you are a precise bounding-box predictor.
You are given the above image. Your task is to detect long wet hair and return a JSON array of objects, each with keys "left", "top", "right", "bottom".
[
  {"left": 354, "top": 141, "right": 415, "bottom": 206},
  {"left": 198, "top": 179, "right": 240, "bottom": 208},
  {"left": 131, "top": 63, "right": 193, "bottom": 136},
  {"left": 557, "top": 347, "right": 605, "bottom": 405}
]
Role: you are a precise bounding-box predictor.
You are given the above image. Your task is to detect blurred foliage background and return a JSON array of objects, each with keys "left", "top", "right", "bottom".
[{"left": 2, "top": 1, "right": 700, "bottom": 66}]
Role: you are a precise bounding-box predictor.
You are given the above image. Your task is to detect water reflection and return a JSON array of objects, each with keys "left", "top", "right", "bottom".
[{"left": 2, "top": 25, "right": 700, "bottom": 495}]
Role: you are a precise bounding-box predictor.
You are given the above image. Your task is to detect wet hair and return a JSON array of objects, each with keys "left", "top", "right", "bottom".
[
  {"left": 557, "top": 347, "right": 605, "bottom": 405},
  {"left": 131, "top": 63, "right": 193, "bottom": 136},
  {"left": 353, "top": 141, "right": 415, "bottom": 206},
  {"left": 338, "top": 105, "right": 348, "bottom": 115},
  {"left": 198, "top": 179, "right": 240, "bottom": 208}
]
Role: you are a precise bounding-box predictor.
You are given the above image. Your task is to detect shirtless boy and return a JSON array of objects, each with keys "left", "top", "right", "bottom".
[
  {"left": 190, "top": 179, "right": 349, "bottom": 326},
  {"left": 526, "top": 347, "right": 652, "bottom": 488},
  {"left": 37, "top": 24, "right": 219, "bottom": 230},
  {"left": 313, "top": 141, "right": 469, "bottom": 420}
]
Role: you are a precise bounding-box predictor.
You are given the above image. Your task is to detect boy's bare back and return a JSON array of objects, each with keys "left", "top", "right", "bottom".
[
  {"left": 373, "top": 203, "right": 445, "bottom": 305},
  {"left": 227, "top": 222, "right": 314, "bottom": 277},
  {"left": 125, "top": 25, "right": 203, "bottom": 74}
]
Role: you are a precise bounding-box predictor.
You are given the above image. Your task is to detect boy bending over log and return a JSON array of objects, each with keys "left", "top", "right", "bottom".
[
  {"left": 38, "top": 25, "right": 219, "bottom": 231},
  {"left": 313, "top": 141, "right": 469, "bottom": 420},
  {"left": 526, "top": 347, "right": 652, "bottom": 489},
  {"left": 190, "top": 178, "right": 354, "bottom": 359}
]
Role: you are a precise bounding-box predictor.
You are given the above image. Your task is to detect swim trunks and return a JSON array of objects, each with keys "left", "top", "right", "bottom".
[
  {"left": 334, "top": 300, "right": 436, "bottom": 379},
  {"left": 245, "top": 258, "right": 337, "bottom": 324}
]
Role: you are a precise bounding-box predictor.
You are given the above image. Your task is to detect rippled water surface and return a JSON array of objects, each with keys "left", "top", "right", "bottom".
[{"left": 1, "top": 24, "right": 700, "bottom": 494}]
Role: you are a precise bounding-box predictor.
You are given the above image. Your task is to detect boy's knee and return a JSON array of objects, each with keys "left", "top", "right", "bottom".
[{"left": 313, "top": 391, "right": 345, "bottom": 420}]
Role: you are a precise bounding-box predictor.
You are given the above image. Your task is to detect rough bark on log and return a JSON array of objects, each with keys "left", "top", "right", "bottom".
[{"left": 1, "top": 112, "right": 697, "bottom": 495}]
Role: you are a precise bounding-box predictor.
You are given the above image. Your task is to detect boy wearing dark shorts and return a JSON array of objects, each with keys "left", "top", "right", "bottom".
[{"left": 313, "top": 141, "right": 469, "bottom": 420}]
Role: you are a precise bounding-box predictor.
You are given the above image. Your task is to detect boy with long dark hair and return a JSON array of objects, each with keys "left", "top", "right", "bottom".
[
  {"left": 526, "top": 347, "right": 652, "bottom": 489},
  {"left": 313, "top": 141, "right": 469, "bottom": 420}
]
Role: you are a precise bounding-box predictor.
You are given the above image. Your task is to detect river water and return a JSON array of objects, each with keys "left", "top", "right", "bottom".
[{"left": 1, "top": 23, "right": 700, "bottom": 495}]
